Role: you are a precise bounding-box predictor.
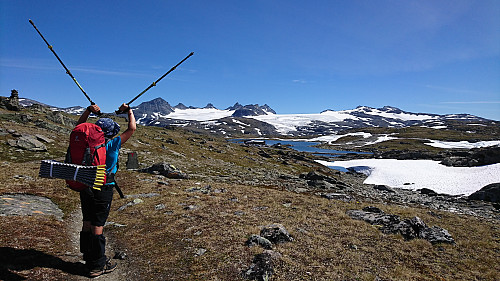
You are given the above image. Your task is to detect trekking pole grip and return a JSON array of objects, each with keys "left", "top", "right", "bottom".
[
  {"left": 115, "top": 104, "right": 130, "bottom": 115},
  {"left": 88, "top": 104, "right": 102, "bottom": 116}
]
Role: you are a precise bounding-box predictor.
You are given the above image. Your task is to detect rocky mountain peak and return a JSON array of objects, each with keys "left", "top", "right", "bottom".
[
  {"left": 226, "top": 102, "right": 243, "bottom": 111},
  {"left": 261, "top": 104, "right": 276, "bottom": 114},
  {"left": 204, "top": 103, "right": 217, "bottom": 109},
  {"left": 232, "top": 104, "right": 272, "bottom": 117},
  {"left": 174, "top": 103, "right": 188, "bottom": 110},
  {"left": 131, "top": 97, "right": 174, "bottom": 122}
]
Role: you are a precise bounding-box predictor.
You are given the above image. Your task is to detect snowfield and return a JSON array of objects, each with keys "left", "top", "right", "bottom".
[
  {"left": 424, "top": 140, "right": 500, "bottom": 149},
  {"left": 305, "top": 132, "right": 398, "bottom": 146},
  {"left": 167, "top": 108, "right": 235, "bottom": 121},
  {"left": 250, "top": 111, "right": 358, "bottom": 134},
  {"left": 344, "top": 106, "right": 438, "bottom": 121},
  {"left": 316, "top": 159, "right": 500, "bottom": 196}
]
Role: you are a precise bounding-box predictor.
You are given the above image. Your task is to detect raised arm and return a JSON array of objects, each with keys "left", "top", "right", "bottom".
[
  {"left": 77, "top": 104, "right": 100, "bottom": 125},
  {"left": 119, "top": 103, "right": 136, "bottom": 144}
]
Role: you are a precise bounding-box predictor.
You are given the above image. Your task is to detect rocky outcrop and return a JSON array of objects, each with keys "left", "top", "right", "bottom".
[
  {"left": 7, "top": 134, "right": 47, "bottom": 152},
  {"left": 373, "top": 185, "right": 395, "bottom": 193},
  {"left": 140, "top": 162, "right": 188, "bottom": 179},
  {"left": 245, "top": 235, "right": 273, "bottom": 250},
  {"left": 468, "top": 183, "right": 500, "bottom": 203},
  {"left": 259, "top": 223, "right": 294, "bottom": 244},
  {"left": 0, "top": 194, "right": 63, "bottom": 220},
  {"left": 300, "top": 170, "right": 350, "bottom": 190},
  {"left": 244, "top": 224, "right": 291, "bottom": 280},
  {"left": 440, "top": 146, "right": 500, "bottom": 167},
  {"left": 44, "top": 111, "right": 77, "bottom": 127},
  {"left": 347, "top": 207, "right": 455, "bottom": 244},
  {"left": 376, "top": 146, "right": 500, "bottom": 167},
  {"left": 243, "top": 251, "right": 276, "bottom": 281}
]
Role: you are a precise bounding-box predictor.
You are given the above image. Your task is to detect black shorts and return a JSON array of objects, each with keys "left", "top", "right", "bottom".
[{"left": 80, "top": 185, "right": 114, "bottom": 226}]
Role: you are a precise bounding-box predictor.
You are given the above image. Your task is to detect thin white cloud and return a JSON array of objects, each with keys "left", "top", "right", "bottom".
[
  {"left": 0, "top": 58, "right": 148, "bottom": 77},
  {"left": 424, "top": 85, "right": 491, "bottom": 95},
  {"left": 441, "top": 101, "right": 500, "bottom": 104},
  {"left": 71, "top": 66, "right": 148, "bottom": 77}
]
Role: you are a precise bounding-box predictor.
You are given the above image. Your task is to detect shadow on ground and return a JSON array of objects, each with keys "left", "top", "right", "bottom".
[{"left": 0, "top": 247, "right": 87, "bottom": 280}]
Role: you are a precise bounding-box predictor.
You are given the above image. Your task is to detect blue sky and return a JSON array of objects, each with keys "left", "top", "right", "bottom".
[{"left": 1, "top": 0, "right": 499, "bottom": 120}]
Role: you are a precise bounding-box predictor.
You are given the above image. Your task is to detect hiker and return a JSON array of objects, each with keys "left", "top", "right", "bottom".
[{"left": 77, "top": 103, "right": 136, "bottom": 277}]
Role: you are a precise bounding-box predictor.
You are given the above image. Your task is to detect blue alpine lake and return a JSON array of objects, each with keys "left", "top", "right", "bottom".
[
  {"left": 232, "top": 139, "right": 372, "bottom": 159},
  {"left": 233, "top": 139, "right": 373, "bottom": 172}
]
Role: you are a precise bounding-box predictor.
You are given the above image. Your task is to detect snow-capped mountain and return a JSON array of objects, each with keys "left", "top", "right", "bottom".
[
  {"left": 18, "top": 96, "right": 495, "bottom": 137},
  {"left": 131, "top": 98, "right": 276, "bottom": 125},
  {"left": 19, "top": 98, "right": 86, "bottom": 114},
  {"left": 130, "top": 100, "right": 492, "bottom": 136},
  {"left": 249, "top": 106, "right": 492, "bottom": 135}
]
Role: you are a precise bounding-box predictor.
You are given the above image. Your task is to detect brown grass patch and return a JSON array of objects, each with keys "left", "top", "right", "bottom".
[{"left": 105, "top": 171, "right": 500, "bottom": 280}]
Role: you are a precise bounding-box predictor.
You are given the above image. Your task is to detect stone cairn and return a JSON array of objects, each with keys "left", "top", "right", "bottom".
[{"left": 0, "top": 89, "right": 21, "bottom": 111}]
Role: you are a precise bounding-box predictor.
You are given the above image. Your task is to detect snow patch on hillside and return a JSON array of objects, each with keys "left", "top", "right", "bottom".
[
  {"left": 317, "top": 159, "right": 500, "bottom": 195},
  {"left": 166, "top": 108, "right": 234, "bottom": 121},
  {"left": 425, "top": 140, "right": 500, "bottom": 149},
  {"left": 250, "top": 111, "right": 358, "bottom": 134}
]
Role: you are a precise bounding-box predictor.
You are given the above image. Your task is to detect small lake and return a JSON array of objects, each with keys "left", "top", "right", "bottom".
[{"left": 232, "top": 139, "right": 372, "bottom": 159}]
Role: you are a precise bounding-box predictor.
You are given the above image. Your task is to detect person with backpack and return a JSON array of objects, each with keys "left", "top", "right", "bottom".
[{"left": 76, "top": 103, "right": 136, "bottom": 277}]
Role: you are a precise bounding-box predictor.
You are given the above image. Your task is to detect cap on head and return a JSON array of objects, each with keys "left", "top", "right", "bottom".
[{"left": 96, "top": 118, "right": 120, "bottom": 138}]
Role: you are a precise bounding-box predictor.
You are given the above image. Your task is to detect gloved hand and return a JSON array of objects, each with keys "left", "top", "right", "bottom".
[{"left": 87, "top": 104, "right": 101, "bottom": 114}]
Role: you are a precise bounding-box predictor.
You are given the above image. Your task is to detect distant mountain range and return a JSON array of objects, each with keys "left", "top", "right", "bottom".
[
  {"left": 129, "top": 98, "right": 276, "bottom": 125},
  {"left": 19, "top": 97, "right": 495, "bottom": 137}
]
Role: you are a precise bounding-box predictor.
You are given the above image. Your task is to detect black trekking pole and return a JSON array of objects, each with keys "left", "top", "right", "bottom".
[
  {"left": 116, "top": 52, "right": 194, "bottom": 114},
  {"left": 29, "top": 19, "right": 101, "bottom": 115}
]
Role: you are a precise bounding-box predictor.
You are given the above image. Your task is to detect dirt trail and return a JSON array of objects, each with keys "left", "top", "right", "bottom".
[{"left": 65, "top": 208, "right": 131, "bottom": 280}]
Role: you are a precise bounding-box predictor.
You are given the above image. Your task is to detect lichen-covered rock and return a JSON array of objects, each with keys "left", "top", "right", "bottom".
[
  {"left": 260, "top": 223, "right": 293, "bottom": 244},
  {"left": 140, "top": 162, "right": 188, "bottom": 179},
  {"left": 347, "top": 207, "right": 454, "bottom": 244},
  {"left": 243, "top": 252, "right": 274, "bottom": 281},
  {"left": 8, "top": 135, "right": 47, "bottom": 151},
  {"left": 246, "top": 235, "right": 273, "bottom": 250}
]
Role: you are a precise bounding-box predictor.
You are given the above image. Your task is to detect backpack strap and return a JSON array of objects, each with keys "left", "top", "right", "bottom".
[
  {"left": 113, "top": 181, "right": 125, "bottom": 198},
  {"left": 92, "top": 143, "right": 106, "bottom": 164}
]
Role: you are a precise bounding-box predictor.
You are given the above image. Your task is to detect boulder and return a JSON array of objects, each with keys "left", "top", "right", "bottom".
[
  {"left": 140, "top": 162, "right": 188, "bottom": 179},
  {"left": 260, "top": 223, "right": 294, "bottom": 244},
  {"left": 347, "top": 209, "right": 401, "bottom": 226},
  {"left": 303, "top": 170, "right": 327, "bottom": 181},
  {"left": 185, "top": 185, "right": 212, "bottom": 194},
  {"left": 321, "top": 193, "right": 351, "bottom": 201},
  {"left": 373, "top": 185, "right": 396, "bottom": 193},
  {"left": 468, "top": 183, "right": 500, "bottom": 203},
  {"left": 307, "top": 180, "right": 335, "bottom": 189},
  {"left": 347, "top": 207, "right": 454, "bottom": 244},
  {"left": 8, "top": 136, "right": 47, "bottom": 151},
  {"left": 243, "top": 252, "right": 274, "bottom": 281},
  {"left": 245, "top": 235, "right": 273, "bottom": 250},
  {"left": 35, "top": 134, "right": 54, "bottom": 143},
  {"left": 419, "top": 226, "right": 455, "bottom": 244},
  {"left": 34, "top": 120, "right": 72, "bottom": 134},
  {"left": 419, "top": 188, "right": 438, "bottom": 196}
]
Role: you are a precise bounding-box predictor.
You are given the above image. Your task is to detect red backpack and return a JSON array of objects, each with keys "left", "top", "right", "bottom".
[{"left": 65, "top": 123, "right": 107, "bottom": 191}]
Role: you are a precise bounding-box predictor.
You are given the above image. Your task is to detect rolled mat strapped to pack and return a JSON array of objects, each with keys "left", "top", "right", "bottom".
[{"left": 39, "top": 160, "right": 106, "bottom": 190}]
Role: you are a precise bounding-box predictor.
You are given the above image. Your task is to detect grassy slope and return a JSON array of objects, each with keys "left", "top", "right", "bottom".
[{"left": 0, "top": 108, "right": 499, "bottom": 280}]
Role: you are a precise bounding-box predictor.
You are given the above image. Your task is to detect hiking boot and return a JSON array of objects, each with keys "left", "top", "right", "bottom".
[{"left": 89, "top": 258, "right": 117, "bottom": 278}]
